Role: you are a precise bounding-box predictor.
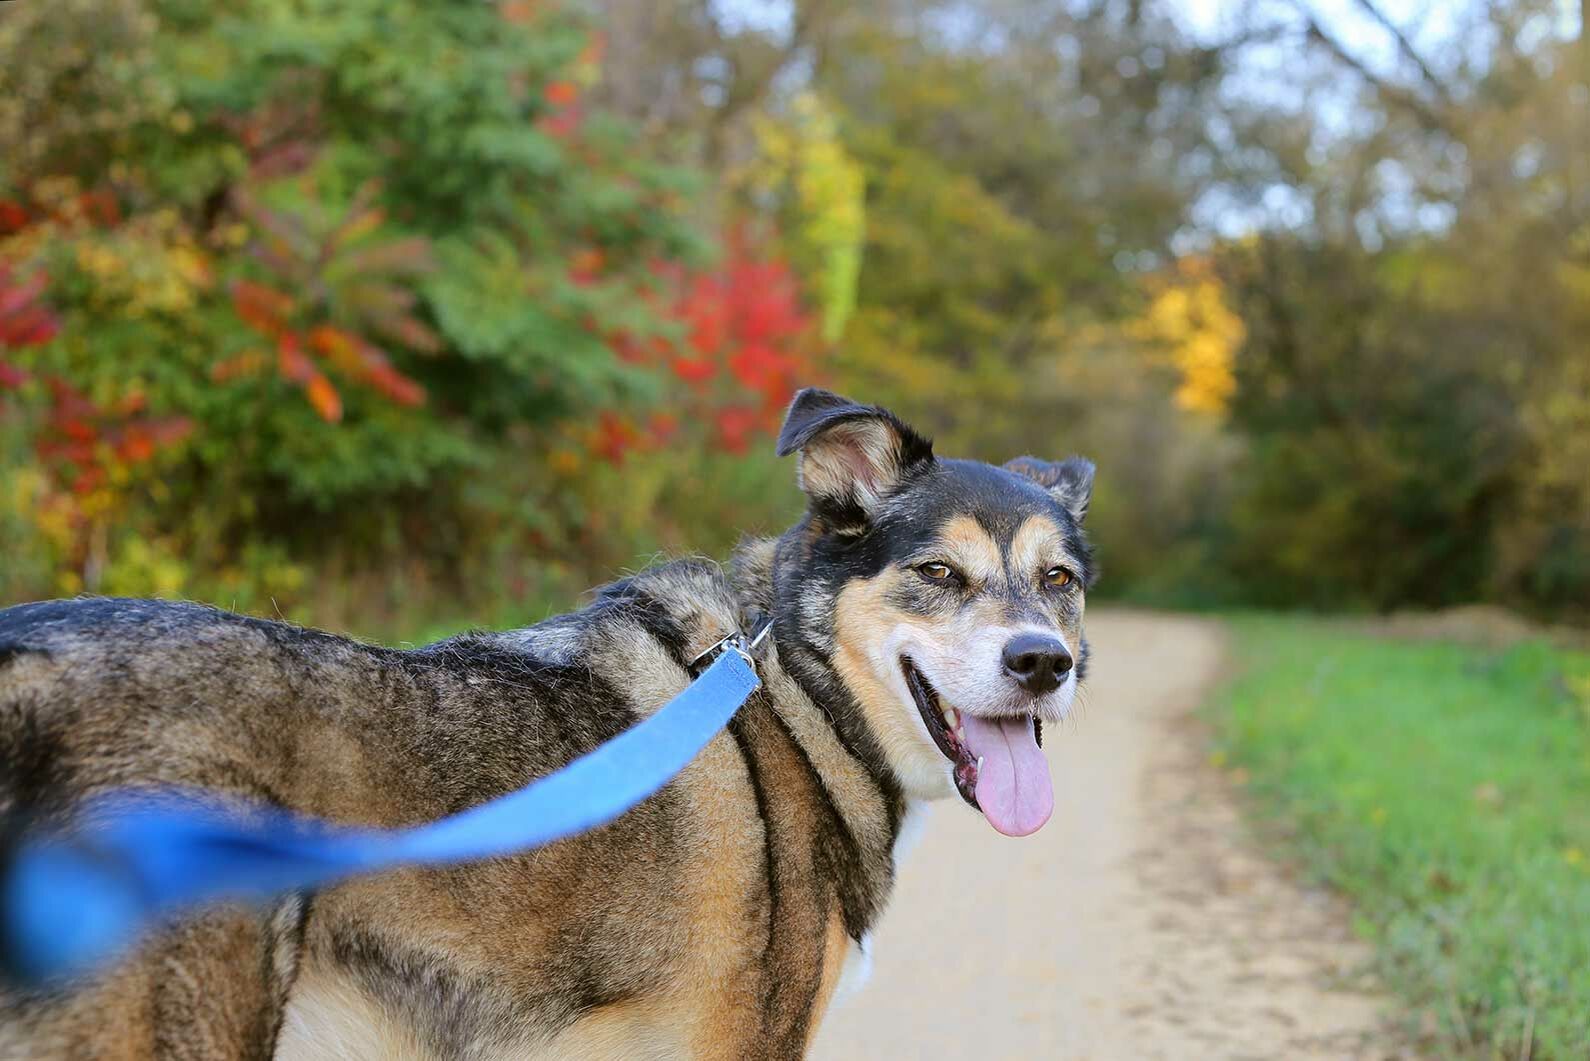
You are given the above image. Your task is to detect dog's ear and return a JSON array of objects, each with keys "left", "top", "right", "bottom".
[
  {"left": 1005, "top": 455, "right": 1095, "bottom": 524},
  {"left": 776, "top": 388, "right": 934, "bottom": 522}
]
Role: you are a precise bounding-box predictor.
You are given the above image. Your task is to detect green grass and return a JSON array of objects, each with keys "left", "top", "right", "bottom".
[{"left": 1208, "top": 616, "right": 1590, "bottom": 1058}]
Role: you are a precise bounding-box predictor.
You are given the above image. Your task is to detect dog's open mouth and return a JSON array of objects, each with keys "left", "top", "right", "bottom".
[{"left": 902, "top": 658, "right": 1054, "bottom": 837}]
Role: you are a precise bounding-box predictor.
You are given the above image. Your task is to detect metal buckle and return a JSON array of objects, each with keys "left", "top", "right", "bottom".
[{"left": 687, "top": 615, "right": 773, "bottom": 677}]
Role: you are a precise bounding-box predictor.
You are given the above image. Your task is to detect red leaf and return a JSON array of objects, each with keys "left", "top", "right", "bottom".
[
  {"left": 0, "top": 271, "right": 48, "bottom": 317},
  {"left": 46, "top": 377, "right": 97, "bottom": 420},
  {"left": 71, "top": 467, "right": 106, "bottom": 496},
  {"left": 146, "top": 417, "right": 194, "bottom": 448},
  {"left": 539, "top": 107, "right": 582, "bottom": 139},
  {"left": 670, "top": 356, "right": 716, "bottom": 385},
  {"left": 0, "top": 200, "right": 29, "bottom": 235},
  {"left": 117, "top": 427, "right": 155, "bottom": 464},
  {"left": 713, "top": 406, "right": 759, "bottom": 455},
  {"left": 364, "top": 360, "right": 426, "bottom": 407},
  {"left": 233, "top": 281, "right": 294, "bottom": 338},
  {"left": 61, "top": 420, "right": 97, "bottom": 444},
  {"left": 647, "top": 412, "right": 679, "bottom": 444},
  {"left": 728, "top": 343, "right": 788, "bottom": 390},
  {"left": 592, "top": 411, "right": 637, "bottom": 465},
  {"left": 79, "top": 189, "right": 121, "bottom": 227},
  {"left": 277, "top": 333, "right": 315, "bottom": 383}
]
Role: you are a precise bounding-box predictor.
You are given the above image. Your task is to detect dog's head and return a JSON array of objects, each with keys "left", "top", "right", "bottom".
[{"left": 770, "top": 388, "right": 1094, "bottom": 837}]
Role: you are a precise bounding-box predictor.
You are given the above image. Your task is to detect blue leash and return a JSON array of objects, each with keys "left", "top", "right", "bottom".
[{"left": 0, "top": 629, "right": 765, "bottom": 987}]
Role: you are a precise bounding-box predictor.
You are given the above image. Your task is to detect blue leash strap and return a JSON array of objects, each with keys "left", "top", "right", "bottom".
[{"left": 1, "top": 640, "right": 762, "bottom": 987}]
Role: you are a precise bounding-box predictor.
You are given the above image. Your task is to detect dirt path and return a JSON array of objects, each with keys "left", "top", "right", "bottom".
[{"left": 809, "top": 611, "right": 1398, "bottom": 1060}]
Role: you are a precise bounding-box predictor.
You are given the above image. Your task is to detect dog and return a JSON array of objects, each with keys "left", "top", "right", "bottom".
[{"left": 0, "top": 388, "right": 1094, "bottom": 1060}]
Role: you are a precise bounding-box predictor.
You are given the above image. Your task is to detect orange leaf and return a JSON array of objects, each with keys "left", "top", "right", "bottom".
[
  {"left": 332, "top": 207, "right": 386, "bottom": 250},
  {"left": 118, "top": 429, "right": 155, "bottom": 464},
  {"left": 307, "top": 325, "right": 361, "bottom": 372},
  {"left": 232, "top": 280, "right": 294, "bottom": 338},
  {"left": 501, "top": 0, "right": 537, "bottom": 23},
  {"left": 211, "top": 350, "right": 267, "bottom": 382},
  {"left": 304, "top": 373, "right": 343, "bottom": 423}
]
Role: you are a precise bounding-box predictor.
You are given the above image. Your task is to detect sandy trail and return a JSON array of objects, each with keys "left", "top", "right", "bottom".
[{"left": 809, "top": 611, "right": 1397, "bottom": 1060}]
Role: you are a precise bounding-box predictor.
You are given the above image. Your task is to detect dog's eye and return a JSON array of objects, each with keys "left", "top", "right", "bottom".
[
  {"left": 917, "top": 561, "right": 957, "bottom": 583},
  {"left": 1043, "top": 566, "right": 1074, "bottom": 589}
]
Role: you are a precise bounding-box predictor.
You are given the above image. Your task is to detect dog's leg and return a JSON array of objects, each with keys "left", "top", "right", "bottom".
[
  {"left": 1, "top": 760, "right": 309, "bottom": 1057},
  {"left": 0, "top": 878, "right": 308, "bottom": 1060},
  {"left": 144, "top": 898, "right": 308, "bottom": 1061}
]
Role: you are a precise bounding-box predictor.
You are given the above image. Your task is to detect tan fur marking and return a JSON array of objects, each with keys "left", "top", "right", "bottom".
[
  {"left": 804, "top": 913, "right": 854, "bottom": 1053},
  {"left": 278, "top": 967, "right": 430, "bottom": 1060},
  {"left": 1009, "top": 513, "right": 1066, "bottom": 584},
  {"left": 832, "top": 571, "right": 948, "bottom": 796},
  {"left": 670, "top": 730, "right": 767, "bottom": 1059},
  {"left": 538, "top": 997, "right": 686, "bottom": 1060},
  {"left": 936, "top": 515, "right": 1002, "bottom": 587},
  {"left": 762, "top": 661, "right": 893, "bottom": 862}
]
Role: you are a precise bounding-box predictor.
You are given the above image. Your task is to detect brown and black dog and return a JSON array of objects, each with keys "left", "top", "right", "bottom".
[{"left": 0, "top": 388, "right": 1095, "bottom": 1059}]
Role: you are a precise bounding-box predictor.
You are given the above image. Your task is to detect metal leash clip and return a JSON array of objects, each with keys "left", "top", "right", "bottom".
[{"left": 687, "top": 613, "right": 774, "bottom": 677}]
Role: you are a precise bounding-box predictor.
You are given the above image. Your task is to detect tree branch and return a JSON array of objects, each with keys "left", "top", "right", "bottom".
[
  {"left": 1348, "top": 0, "right": 1453, "bottom": 104},
  {"left": 703, "top": 0, "right": 832, "bottom": 166},
  {"left": 1294, "top": 3, "right": 1455, "bottom": 136}
]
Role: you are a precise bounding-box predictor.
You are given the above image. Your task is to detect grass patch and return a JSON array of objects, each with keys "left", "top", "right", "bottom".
[{"left": 1209, "top": 616, "right": 1590, "bottom": 1058}]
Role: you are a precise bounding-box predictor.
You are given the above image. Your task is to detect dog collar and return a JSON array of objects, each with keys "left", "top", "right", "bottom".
[{"left": 688, "top": 612, "right": 774, "bottom": 677}]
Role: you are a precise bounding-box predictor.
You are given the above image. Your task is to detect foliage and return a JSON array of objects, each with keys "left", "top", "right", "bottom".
[
  {"left": 1129, "top": 256, "right": 1243, "bottom": 417},
  {"left": 1217, "top": 236, "right": 1527, "bottom": 612},
  {"left": 1209, "top": 617, "right": 1590, "bottom": 1057},
  {"left": 4, "top": 0, "right": 1590, "bottom": 628},
  {"left": 0, "top": 0, "right": 820, "bottom": 623},
  {"left": 746, "top": 93, "right": 866, "bottom": 344}
]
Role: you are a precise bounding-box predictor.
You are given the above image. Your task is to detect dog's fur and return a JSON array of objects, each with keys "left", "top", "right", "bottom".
[{"left": 0, "top": 389, "right": 1094, "bottom": 1060}]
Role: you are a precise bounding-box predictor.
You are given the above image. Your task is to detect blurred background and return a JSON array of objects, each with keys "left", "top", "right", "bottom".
[
  {"left": 2, "top": 0, "right": 1588, "bottom": 1055},
  {"left": 4, "top": 0, "right": 1588, "bottom": 637}
]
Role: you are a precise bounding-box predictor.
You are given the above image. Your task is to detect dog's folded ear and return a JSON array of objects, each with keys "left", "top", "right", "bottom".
[
  {"left": 776, "top": 388, "right": 935, "bottom": 524},
  {"left": 1005, "top": 455, "right": 1095, "bottom": 524}
]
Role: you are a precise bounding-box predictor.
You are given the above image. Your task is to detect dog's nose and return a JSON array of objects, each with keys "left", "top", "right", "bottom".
[{"left": 1001, "top": 634, "right": 1073, "bottom": 695}]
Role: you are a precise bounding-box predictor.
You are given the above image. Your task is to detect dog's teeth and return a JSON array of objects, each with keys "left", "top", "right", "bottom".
[
  {"left": 975, "top": 756, "right": 984, "bottom": 772},
  {"left": 943, "top": 706, "right": 959, "bottom": 729}
]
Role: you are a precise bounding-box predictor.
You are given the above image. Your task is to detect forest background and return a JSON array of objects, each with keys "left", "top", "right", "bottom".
[{"left": 2, "top": 0, "right": 1587, "bottom": 640}]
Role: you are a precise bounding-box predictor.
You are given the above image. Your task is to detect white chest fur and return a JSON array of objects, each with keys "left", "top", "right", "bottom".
[
  {"left": 829, "top": 932, "right": 875, "bottom": 1010},
  {"left": 826, "top": 800, "right": 930, "bottom": 1013}
]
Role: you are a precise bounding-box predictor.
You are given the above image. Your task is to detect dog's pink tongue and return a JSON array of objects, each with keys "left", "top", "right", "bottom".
[{"left": 959, "top": 713, "right": 1053, "bottom": 837}]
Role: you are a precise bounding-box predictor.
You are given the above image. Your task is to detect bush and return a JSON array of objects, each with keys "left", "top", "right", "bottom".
[{"left": 0, "top": 0, "right": 823, "bottom": 633}]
